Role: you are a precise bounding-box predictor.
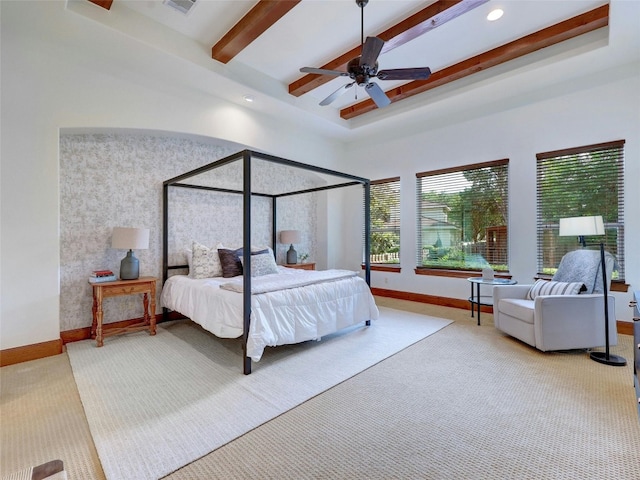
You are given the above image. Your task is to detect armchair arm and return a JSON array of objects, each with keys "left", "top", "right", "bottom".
[
  {"left": 533, "top": 294, "right": 616, "bottom": 351},
  {"left": 493, "top": 284, "right": 532, "bottom": 303}
]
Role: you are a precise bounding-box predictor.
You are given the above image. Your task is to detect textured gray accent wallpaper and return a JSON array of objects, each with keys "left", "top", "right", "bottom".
[{"left": 60, "top": 133, "right": 320, "bottom": 332}]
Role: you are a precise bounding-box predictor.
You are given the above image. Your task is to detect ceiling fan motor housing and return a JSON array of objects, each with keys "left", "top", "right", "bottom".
[{"left": 348, "top": 57, "right": 378, "bottom": 86}]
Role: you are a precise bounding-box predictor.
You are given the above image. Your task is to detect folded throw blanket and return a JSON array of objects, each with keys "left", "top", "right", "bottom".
[
  {"left": 552, "top": 249, "right": 615, "bottom": 294},
  {"left": 220, "top": 268, "right": 357, "bottom": 294}
]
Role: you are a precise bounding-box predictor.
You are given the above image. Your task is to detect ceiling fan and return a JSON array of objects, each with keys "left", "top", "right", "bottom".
[{"left": 300, "top": 0, "right": 432, "bottom": 109}]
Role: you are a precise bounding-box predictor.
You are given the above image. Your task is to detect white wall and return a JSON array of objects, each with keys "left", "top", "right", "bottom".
[
  {"left": 0, "top": 1, "right": 343, "bottom": 350},
  {"left": 340, "top": 67, "right": 640, "bottom": 321}
]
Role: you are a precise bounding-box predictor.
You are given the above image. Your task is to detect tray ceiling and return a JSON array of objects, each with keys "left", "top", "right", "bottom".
[{"left": 78, "top": 0, "right": 639, "bottom": 138}]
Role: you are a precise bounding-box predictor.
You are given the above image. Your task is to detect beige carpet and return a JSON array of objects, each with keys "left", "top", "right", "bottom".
[
  {"left": 167, "top": 303, "right": 640, "bottom": 480},
  {"left": 2, "top": 299, "right": 638, "bottom": 480},
  {"left": 66, "top": 306, "right": 451, "bottom": 480},
  {"left": 0, "top": 353, "right": 105, "bottom": 480}
]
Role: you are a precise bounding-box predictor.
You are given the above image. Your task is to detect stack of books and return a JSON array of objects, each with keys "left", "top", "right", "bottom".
[{"left": 89, "top": 269, "right": 117, "bottom": 283}]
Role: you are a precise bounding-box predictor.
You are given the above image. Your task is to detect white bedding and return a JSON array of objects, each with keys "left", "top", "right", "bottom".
[{"left": 161, "top": 266, "right": 379, "bottom": 361}]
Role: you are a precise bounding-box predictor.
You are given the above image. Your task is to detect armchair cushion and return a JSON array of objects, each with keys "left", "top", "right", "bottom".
[
  {"left": 498, "top": 298, "right": 535, "bottom": 325},
  {"left": 526, "top": 279, "right": 584, "bottom": 300}
]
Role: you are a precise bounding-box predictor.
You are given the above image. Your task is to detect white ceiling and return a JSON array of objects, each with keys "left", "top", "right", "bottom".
[{"left": 70, "top": 0, "right": 640, "bottom": 141}]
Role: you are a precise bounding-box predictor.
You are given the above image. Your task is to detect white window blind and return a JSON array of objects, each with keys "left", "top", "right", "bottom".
[
  {"left": 365, "top": 177, "right": 401, "bottom": 265},
  {"left": 416, "top": 159, "right": 509, "bottom": 272},
  {"left": 536, "top": 140, "right": 625, "bottom": 280}
]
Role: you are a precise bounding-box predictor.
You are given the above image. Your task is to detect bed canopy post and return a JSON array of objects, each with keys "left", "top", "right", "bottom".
[
  {"left": 242, "top": 151, "right": 253, "bottom": 375},
  {"left": 162, "top": 183, "right": 170, "bottom": 322},
  {"left": 364, "top": 181, "right": 371, "bottom": 287},
  {"left": 363, "top": 181, "right": 372, "bottom": 327},
  {"left": 271, "top": 197, "right": 277, "bottom": 260},
  {"left": 162, "top": 183, "right": 169, "bottom": 284}
]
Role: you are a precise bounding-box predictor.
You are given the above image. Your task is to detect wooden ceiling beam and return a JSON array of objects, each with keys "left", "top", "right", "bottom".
[
  {"left": 340, "top": 3, "right": 609, "bottom": 120},
  {"left": 212, "top": 0, "right": 301, "bottom": 64},
  {"left": 87, "top": 0, "right": 113, "bottom": 10},
  {"left": 288, "top": 0, "right": 488, "bottom": 97}
]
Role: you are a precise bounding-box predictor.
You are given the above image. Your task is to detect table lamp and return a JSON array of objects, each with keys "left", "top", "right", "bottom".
[
  {"left": 112, "top": 227, "right": 150, "bottom": 280},
  {"left": 559, "top": 215, "right": 626, "bottom": 366},
  {"left": 280, "top": 230, "right": 300, "bottom": 264}
]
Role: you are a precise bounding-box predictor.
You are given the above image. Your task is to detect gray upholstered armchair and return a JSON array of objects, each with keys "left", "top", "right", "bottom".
[{"left": 493, "top": 249, "right": 617, "bottom": 352}]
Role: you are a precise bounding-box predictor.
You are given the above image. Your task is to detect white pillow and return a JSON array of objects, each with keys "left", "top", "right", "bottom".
[
  {"left": 191, "top": 241, "right": 223, "bottom": 279},
  {"left": 527, "top": 279, "right": 584, "bottom": 300},
  {"left": 240, "top": 252, "right": 279, "bottom": 277}
]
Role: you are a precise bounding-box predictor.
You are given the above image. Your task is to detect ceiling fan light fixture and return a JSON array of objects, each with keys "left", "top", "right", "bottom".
[{"left": 487, "top": 8, "right": 504, "bottom": 21}]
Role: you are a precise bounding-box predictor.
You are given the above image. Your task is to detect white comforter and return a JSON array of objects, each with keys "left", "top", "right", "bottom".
[{"left": 161, "top": 267, "right": 379, "bottom": 361}]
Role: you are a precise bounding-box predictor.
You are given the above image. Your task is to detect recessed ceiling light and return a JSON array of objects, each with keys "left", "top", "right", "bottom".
[
  {"left": 243, "top": 95, "right": 255, "bottom": 103},
  {"left": 487, "top": 8, "right": 504, "bottom": 21}
]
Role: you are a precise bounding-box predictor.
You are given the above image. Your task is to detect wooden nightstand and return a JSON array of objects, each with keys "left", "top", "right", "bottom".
[
  {"left": 90, "top": 276, "right": 157, "bottom": 347},
  {"left": 283, "top": 263, "right": 316, "bottom": 270}
]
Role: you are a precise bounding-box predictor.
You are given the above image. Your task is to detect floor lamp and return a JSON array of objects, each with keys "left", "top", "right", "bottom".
[{"left": 559, "top": 215, "right": 626, "bottom": 366}]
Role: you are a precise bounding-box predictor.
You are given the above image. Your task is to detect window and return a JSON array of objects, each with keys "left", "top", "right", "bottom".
[
  {"left": 536, "top": 140, "right": 625, "bottom": 280},
  {"left": 416, "top": 160, "right": 509, "bottom": 272},
  {"left": 366, "top": 177, "right": 401, "bottom": 266}
]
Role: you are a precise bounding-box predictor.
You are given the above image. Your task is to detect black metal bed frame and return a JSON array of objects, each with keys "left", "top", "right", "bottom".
[{"left": 162, "top": 149, "right": 372, "bottom": 374}]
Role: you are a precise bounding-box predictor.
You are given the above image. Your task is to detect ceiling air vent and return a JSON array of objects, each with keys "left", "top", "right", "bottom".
[{"left": 163, "top": 0, "right": 197, "bottom": 15}]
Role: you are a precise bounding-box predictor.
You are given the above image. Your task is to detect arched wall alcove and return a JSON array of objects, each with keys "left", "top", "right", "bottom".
[{"left": 59, "top": 128, "right": 320, "bottom": 332}]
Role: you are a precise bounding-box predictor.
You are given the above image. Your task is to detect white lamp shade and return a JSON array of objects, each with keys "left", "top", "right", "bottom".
[
  {"left": 280, "top": 230, "right": 300, "bottom": 244},
  {"left": 112, "top": 227, "right": 150, "bottom": 250},
  {"left": 558, "top": 216, "right": 604, "bottom": 237}
]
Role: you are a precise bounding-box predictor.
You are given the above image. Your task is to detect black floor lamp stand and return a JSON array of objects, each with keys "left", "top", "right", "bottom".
[{"left": 589, "top": 242, "right": 627, "bottom": 367}]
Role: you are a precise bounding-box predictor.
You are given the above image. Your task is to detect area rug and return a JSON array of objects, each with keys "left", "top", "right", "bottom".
[{"left": 66, "top": 307, "right": 451, "bottom": 480}]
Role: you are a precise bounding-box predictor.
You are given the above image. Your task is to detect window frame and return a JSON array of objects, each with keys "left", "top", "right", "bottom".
[
  {"left": 365, "top": 176, "right": 401, "bottom": 271},
  {"left": 415, "top": 159, "right": 510, "bottom": 276},
  {"left": 535, "top": 140, "right": 625, "bottom": 284}
]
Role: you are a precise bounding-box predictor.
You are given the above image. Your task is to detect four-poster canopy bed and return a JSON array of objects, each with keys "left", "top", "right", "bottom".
[{"left": 161, "top": 149, "right": 377, "bottom": 374}]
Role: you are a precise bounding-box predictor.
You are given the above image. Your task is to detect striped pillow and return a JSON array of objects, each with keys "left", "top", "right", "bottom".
[{"left": 527, "top": 279, "right": 584, "bottom": 300}]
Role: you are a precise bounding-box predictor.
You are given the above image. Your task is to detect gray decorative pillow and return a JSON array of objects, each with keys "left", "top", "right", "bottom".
[
  {"left": 527, "top": 279, "right": 585, "bottom": 300},
  {"left": 218, "top": 248, "right": 270, "bottom": 278},
  {"left": 240, "top": 252, "right": 279, "bottom": 277},
  {"left": 191, "top": 242, "right": 223, "bottom": 279}
]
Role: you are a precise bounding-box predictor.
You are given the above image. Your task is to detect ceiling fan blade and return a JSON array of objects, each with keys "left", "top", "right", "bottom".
[
  {"left": 300, "top": 67, "right": 348, "bottom": 77},
  {"left": 365, "top": 82, "right": 391, "bottom": 108},
  {"left": 360, "top": 36, "right": 384, "bottom": 67},
  {"left": 377, "top": 67, "right": 432, "bottom": 81},
  {"left": 319, "top": 82, "right": 355, "bottom": 106}
]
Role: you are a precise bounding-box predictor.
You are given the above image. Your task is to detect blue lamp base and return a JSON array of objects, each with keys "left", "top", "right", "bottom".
[
  {"left": 286, "top": 244, "right": 298, "bottom": 264},
  {"left": 120, "top": 250, "right": 140, "bottom": 280}
]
